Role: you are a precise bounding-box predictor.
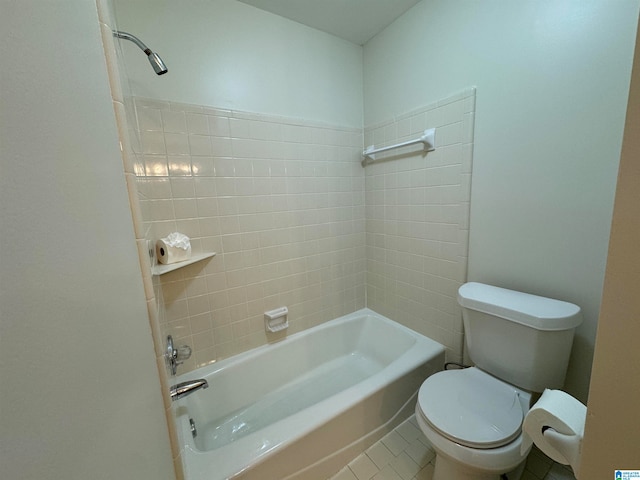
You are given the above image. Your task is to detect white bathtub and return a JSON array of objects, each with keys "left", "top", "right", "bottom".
[{"left": 173, "top": 308, "right": 445, "bottom": 480}]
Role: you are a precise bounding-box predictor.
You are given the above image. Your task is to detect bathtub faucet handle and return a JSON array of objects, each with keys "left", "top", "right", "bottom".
[
  {"left": 165, "top": 335, "right": 192, "bottom": 376},
  {"left": 176, "top": 344, "right": 192, "bottom": 360}
]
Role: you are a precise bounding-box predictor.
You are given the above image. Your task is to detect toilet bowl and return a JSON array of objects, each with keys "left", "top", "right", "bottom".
[
  {"left": 414, "top": 282, "right": 582, "bottom": 480},
  {"left": 415, "top": 367, "right": 532, "bottom": 480}
]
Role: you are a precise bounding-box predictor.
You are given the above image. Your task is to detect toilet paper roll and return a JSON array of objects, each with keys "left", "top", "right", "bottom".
[
  {"left": 156, "top": 236, "right": 192, "bottom": 265},
  {"left": 522, "top": 389, "right": 586, "bottom": 476}
]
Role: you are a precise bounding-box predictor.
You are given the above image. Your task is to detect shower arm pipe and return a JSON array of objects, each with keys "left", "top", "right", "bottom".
[
  {"left": 362, "top": 128, "right": 436, "bottom": 165},
  {"left": 113, "top": 30, "right": 151, "bottom": 54},
  {"left": 112, "top": 30, "right": 168, "bottom": 75}
]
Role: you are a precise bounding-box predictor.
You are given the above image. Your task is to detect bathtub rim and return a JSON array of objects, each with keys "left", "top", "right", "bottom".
[{"left": 174, "top": 307, "right": 436, "bottom": 383}]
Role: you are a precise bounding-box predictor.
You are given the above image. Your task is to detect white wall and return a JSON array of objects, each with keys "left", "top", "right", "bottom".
[
  {"left": 364, "top": 0, "right": 639, "bottom": 402},
  {"left": 0, "top": 1, "right": 175, "bottom": 479},
  {"left": 113, "top": 0, "right": 363, "bottom": 128}
]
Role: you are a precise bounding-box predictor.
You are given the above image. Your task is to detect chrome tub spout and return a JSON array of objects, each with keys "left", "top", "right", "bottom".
[{"left": 170, "top": 379, "right": 208, "bottom": 401}]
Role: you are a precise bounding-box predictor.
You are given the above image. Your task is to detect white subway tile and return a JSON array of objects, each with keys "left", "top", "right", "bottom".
[
  {"left": 162, "top": 110, "right": 187, "bottom": 133},
  {"left": 168, "top": 156, "right": 192, "bottom": 176},
  {"left": 164, "top": 133, "right": 189, "bottom": 155},
  {"left": 208, "top": 115, "right": 231, "bottom": 137},
  {"left": 191, "top": 156, "right": 215, "bottom": 177},
  {"left": 229, "top": 118, "right": 250, "bottom": 138},
  {"left": 211, "top": 137, "right": 233, "bottom": 157},
  {"left": 186, "top": 113, "right": 209, "bottom": 135},
  {"left": 143, "top": 155, "right": 169, "bottom": 177},
  {"left": 138, "top": 107, "right": 163, "bottom": 132},
  {"left": 194, "top": 177, "right": 217, "bottom": 197},
  {"left": 189, "top": 134, "right": 213, "bottom": 156},
  {"left": 141, "top": 131, "right": 166, "bottom": 154},
  {"left": 173, "top": 198, "right": 198, "bottom": 219}
]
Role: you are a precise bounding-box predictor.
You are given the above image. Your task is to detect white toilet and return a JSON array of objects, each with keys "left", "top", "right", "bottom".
[{"left": 415, "top": 282, "right": 582, "bottom": 480}]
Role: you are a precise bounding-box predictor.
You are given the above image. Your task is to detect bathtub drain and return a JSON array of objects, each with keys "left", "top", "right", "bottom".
[{"left": 190, "top": 418, "right": 197, "bottom": 438}]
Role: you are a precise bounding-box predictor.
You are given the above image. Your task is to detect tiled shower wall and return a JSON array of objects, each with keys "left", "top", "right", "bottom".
[
  {"left": 364, "top": 88, "right": 475, "bottom": 363},
  {"left": 130, "top": 89, "right": 474, "bottom": 373},
  {"left": 132, "top": 98, "right": 366, "bottom": 370}
]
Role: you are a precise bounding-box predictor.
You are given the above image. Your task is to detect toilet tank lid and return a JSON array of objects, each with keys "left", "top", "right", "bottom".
[{"left": 458, "top": 282, "right": 582, "bottom": 331}]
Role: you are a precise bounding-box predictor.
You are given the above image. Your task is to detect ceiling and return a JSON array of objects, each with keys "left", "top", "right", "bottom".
[{"left": 237, "top": 0, "right": 422, "bottom": 45}]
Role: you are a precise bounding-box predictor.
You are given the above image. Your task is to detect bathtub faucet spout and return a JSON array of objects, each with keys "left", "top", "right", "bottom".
[{"left": 170, "top": 379, "right": 208, "bottom": 401}]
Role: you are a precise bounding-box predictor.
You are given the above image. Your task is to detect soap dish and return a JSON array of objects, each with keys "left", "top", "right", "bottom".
[{"left": 264, "top": 307, "right": 289, "bottom": 333}]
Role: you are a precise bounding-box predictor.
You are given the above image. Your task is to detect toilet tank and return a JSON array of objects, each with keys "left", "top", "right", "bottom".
[{"left": 458, "top": 282, "right": 582, "bottom": 392}]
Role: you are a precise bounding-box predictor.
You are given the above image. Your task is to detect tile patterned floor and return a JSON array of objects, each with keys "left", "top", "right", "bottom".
[{"left": 328, "top": 415, "right": 576, "bottom": 480}]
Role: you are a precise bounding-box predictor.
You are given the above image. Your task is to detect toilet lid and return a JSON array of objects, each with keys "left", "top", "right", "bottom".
[{"left": 417, "top": 368, "right": 524, "bottom": 449}]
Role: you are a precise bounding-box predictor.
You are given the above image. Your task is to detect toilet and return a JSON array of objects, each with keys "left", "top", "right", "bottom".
[{"left": 415, "top": 282, "right": 582, "bottom": 480}]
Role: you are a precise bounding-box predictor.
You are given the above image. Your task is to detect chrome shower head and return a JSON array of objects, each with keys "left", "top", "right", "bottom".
[
  {"left": 113, "top": 30, "right": 168, "bottom": 76},
  {"left": 147, "top": 51, "right": 168, "bottom": 75}
]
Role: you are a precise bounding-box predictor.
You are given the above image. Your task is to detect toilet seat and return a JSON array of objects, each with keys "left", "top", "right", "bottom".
[{"left": 417, "top": 367, "right": 524, "bottom": 449}]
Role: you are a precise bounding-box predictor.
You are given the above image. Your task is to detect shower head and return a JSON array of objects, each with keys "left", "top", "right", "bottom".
[
  {"left": 147, "top": 51, "right": 168, "bottom": 75},
  {"left": 113, "top": 31, "right": 168, "bottom": 75}
]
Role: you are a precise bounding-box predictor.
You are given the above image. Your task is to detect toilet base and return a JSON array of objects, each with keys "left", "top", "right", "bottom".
[{"left": 433, "top": 453, "right": 526, "bottom": 480}]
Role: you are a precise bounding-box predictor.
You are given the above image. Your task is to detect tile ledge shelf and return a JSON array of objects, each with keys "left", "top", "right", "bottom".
[{"left": 151, "top": 252, "right": 216, "bottom": 276}]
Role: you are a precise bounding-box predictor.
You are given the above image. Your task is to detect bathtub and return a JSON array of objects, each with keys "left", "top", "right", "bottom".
[{"left": 173, "top": 308, "right": 445, "bottom": 480}]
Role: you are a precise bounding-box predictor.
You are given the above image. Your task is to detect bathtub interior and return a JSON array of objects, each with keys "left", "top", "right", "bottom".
[
  {"left": 193, "top": 349, "right": 388, "bottom": 451},
  {"left": 179, "top": 313, "right": 419, "bottom": 452}
]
